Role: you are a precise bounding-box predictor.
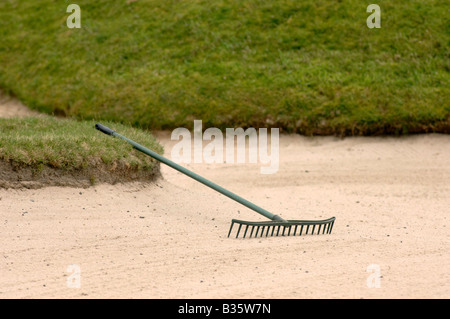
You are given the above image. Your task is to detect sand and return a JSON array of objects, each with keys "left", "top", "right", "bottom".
[
  {"left": 0, "top": 96, "right": 449, "bottom": 299},
  {"left": 0, "top": 93, "right": 42, "bottom": 118}
]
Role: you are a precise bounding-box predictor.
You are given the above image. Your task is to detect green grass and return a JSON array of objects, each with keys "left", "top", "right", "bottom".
[
  {"left": 0, "top": 0, "right": 449, "bottom": 135},
  {"left": 0, "top": 117, "right": 163, "bottom": 172}
]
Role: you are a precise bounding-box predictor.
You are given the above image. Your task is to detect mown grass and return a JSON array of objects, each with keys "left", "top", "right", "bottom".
[
  {"left": 0, "top": 117, "right": 163, "bottom": 172},
  {"left": 0, "top": 0, "right": 449, "bottom": 135}
]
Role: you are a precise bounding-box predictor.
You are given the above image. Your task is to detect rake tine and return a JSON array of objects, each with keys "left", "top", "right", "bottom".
[
  {"left": 322, "top": 224, "right": 326, "bottom": 234},
  {"left": 329, "top": 221, "right": 335, "bottom": 234},
  {"left": 236, "top": 224, "right": 242, "bottom": 238},
  {"left": 228, "top": 221, "right": 235, "bottom": 238},
  {"left": 299, "top": 225, "right": 304, "bottom": 236},
  {"left": 293, "top": 225, "right": 298, "bottom": 236},
  {"left": 271, "top": 226, "right": 275, "bottom": 236},
  {"left": 265, "top": 226, "right": 270, "bottom": 237},
  {"left": 282, "top": 226, "right": 286, "bottom": 236},
  {"left": 260, "top": 226, "right": 265, "bottom": 237},
  {"left": 255, "top": 226, "right": 261, "bottom": 237},
  {"left": 249, "top": 226, "right": 255, "bottom": 238},
  {"left": 306, "top": 225, "right": 310, "bottom": 234},
  {"left": 312, "top": 225, "right": 316, "bottom": 235},
  {"left": 317, "top": 224, "right": 322, "bottom": 234},
  {"left": 276, "top": 225, "right": 281, "bottom": 236},
  {"left": 243, "top": 225, "right": 249, "bottom": 238}
]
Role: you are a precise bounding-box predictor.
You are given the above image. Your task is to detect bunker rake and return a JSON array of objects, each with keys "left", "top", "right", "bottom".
[{"left": 96, "top": 123, "right": 336, "bottom": 239}]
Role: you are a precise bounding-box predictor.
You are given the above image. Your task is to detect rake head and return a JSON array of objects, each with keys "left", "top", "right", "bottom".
[{"left": 228, "top": 217, "right": 335, "bottom": 239}]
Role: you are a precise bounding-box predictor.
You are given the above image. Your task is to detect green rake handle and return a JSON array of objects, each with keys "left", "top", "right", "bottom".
[{"left": 95, "top": 123, "right": 287, "bottom": 223}]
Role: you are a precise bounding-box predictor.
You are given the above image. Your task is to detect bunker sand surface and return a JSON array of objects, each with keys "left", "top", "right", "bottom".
[
  {"left": 0, "top": 93, "right": 42, "bottom": 118},
  {"left": 0, "top": 98, "right": 449, "bottom": 298}
]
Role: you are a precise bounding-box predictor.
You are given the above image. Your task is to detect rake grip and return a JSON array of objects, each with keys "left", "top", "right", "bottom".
[{"left": 95, "top": 123, "right": 116, "bottom": 136}]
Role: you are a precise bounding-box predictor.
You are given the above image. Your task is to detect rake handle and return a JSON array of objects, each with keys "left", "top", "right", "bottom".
[{"left": 95, "top": 124, "right": 287, "bottom": 222}]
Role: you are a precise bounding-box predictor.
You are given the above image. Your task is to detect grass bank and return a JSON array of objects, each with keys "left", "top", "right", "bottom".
[
  {"left": 0, "top": 0, "right": 449, "bottom": 135},
  {"left": 0, "top": 117, "right": 163, "bottom": 188}
]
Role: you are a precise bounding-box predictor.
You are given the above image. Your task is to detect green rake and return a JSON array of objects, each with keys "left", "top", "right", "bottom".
[{"left": 95, "top": 123, "right": 335, "bottom": 239}]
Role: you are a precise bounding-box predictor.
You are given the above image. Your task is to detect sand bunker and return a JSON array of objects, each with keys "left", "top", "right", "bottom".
[
  {"left": 0, "top": 93, "right": 42, "bottom": 118},
  {"left": 0, "top": 95, "right": 449, "bottom": 298}
]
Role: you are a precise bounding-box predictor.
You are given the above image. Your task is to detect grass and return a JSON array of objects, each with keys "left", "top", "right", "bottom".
[
  {"left": 0, "top": 116, "right": 163, "bottom": 173},
  {"left": 0, "top": 0, "right": 449, "bottom": 135}
]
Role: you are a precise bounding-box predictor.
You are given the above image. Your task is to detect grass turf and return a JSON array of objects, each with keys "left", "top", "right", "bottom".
[
  {"left": 0, "top": 117, "right": 163, "bottom": 173},
  {"left": 0, "top": 0, "right": 449, "bottom": 135}
]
